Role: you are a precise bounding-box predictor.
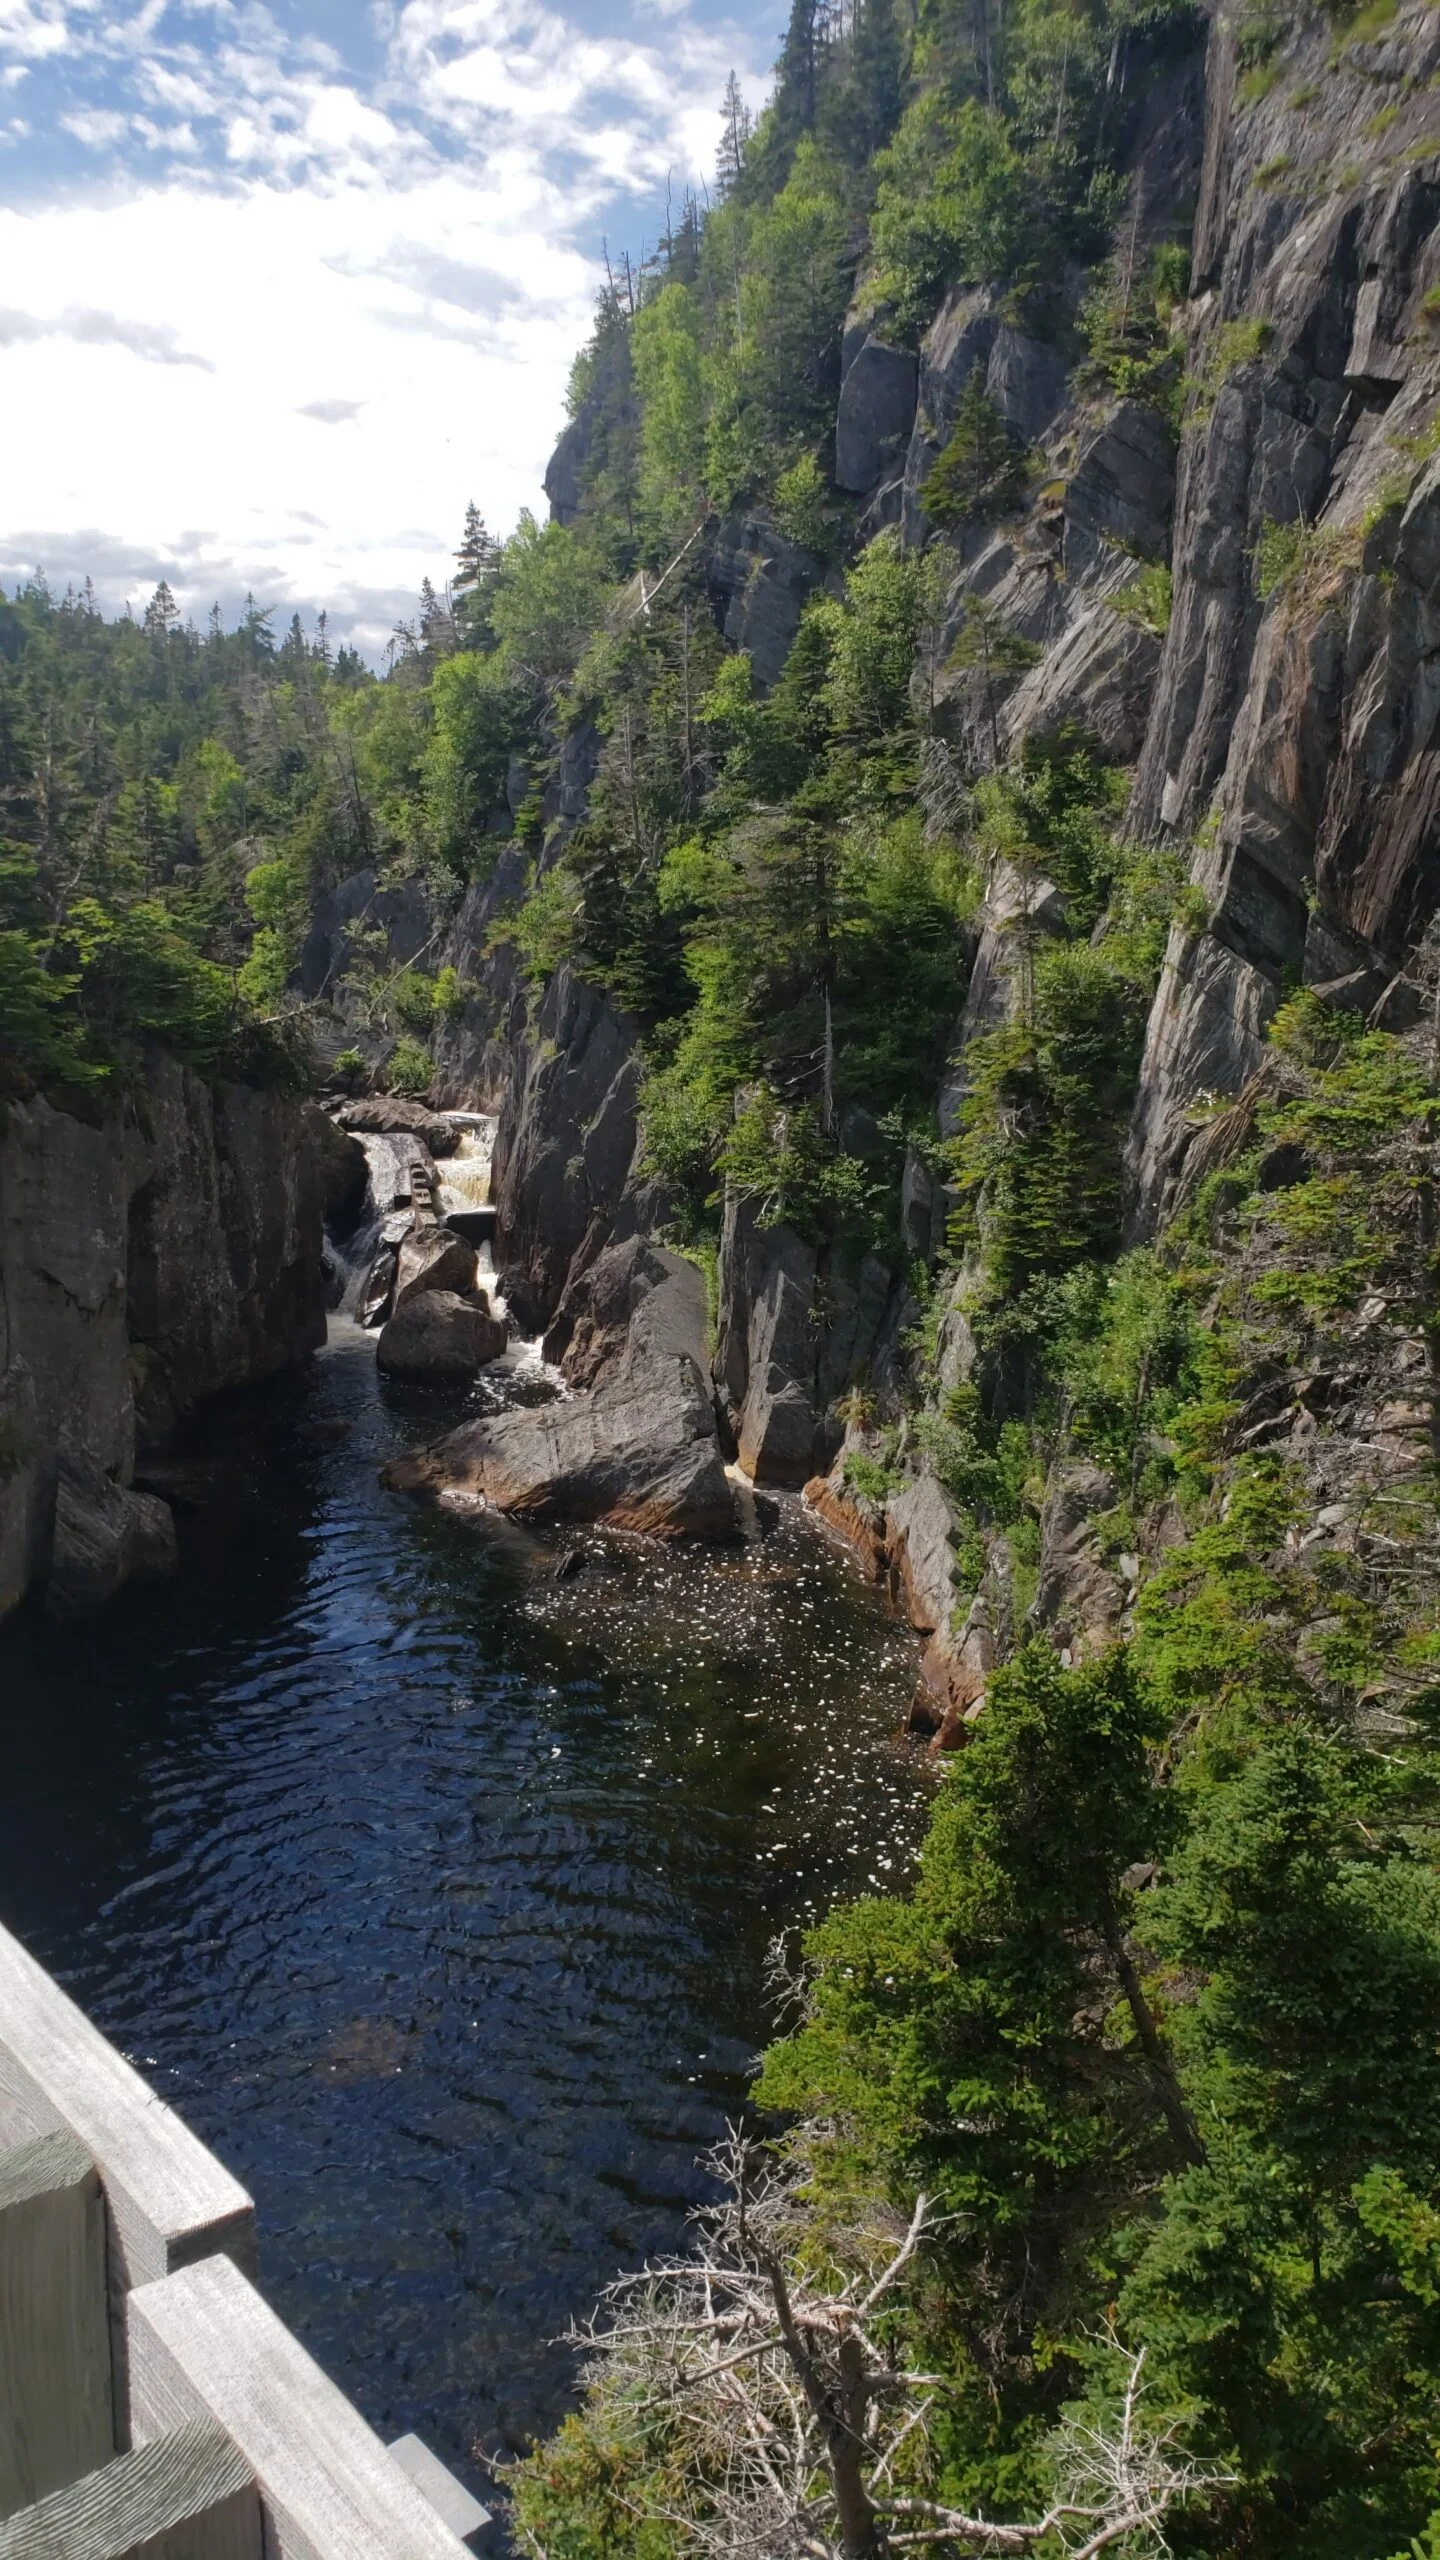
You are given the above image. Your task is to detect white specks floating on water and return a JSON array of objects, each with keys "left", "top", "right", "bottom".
[{"left": 521, "top": 1498, "right": 932, "bottom": 1923}]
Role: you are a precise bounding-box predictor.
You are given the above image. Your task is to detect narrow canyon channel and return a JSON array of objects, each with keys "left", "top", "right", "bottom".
[{"left": 0, "top": 1316, "right": 930, "bottom": 2534}]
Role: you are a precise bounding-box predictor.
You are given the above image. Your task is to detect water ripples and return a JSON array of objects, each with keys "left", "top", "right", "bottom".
[{"left": 0, "top": 1323, "right": 929, "bottom": 2529}]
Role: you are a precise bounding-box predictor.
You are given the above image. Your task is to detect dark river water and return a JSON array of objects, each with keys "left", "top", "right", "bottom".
[{"left": 0, "top": 1323, "right": 928, "bottom": 2533}]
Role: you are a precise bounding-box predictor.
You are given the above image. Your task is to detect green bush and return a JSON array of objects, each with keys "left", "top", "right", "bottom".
[{"left": 385, "top": 1035, "right": 433, "bottom": 1096}]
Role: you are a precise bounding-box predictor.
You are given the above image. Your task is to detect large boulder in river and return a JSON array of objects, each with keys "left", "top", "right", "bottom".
[
  {"left": 376, "top": 1291, "right": 506, "bottom": 1384},
  {"left": 46, "top": 1461, "right": 178, "bottom": 1620},
  {"left": 383, "top": 1353, "right": 736, "bottom": 1538},
  {"left": 393, "top": 1227, "right": 478, "bottom": 1308},
  {"left": 385, "top": 1239, "right": 737, "bottom": 1537},
  {"left": 334, "top": 1097, "right": 460, "bottom": 1156}
]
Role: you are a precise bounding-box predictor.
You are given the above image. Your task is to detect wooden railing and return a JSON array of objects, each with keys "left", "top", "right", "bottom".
[{"left": 0, "top": 1921, "right": 489, "bottom": 2556}]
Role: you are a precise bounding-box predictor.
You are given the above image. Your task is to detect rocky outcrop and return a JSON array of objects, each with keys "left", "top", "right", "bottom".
[
  {"left": 1029, "top": 1461, "right": 1126, "bottom": 1659},
  {"left": 45, "top": 1461, "right": 177, "bottom": 1621},
  {"left": 376, "top": 1290, "right": 506, "bottom": 1383},
  {"left": 385, "top": 1356, "right": 735, "bottom": 1537},
  {"left": 714, "top": 1201, "right": 830, "bottom": 1485},
  {"left": 1, "top": 1060, "right": 326, "bottom": 1621},
  {"left": 1124, "top": 3, "right": 1440, "bottom": 1223},
  {"left": 393, "top": 1228, "right": 478, "bottom": 1308},
  {"left": 900, "top": 285, "right": 1000, "bottom": 538},
  {"left": 836, "top": 332, "right": 918, "bottom": 496},
  {"left": 305, "top": 1108, "right": 369, "bottom": 1228},
  {"left": 706, "top": 514, "right": 826, "bottom": 690},
  {"left": 334, "top": 1098, "right": 460, "bottom": 1155},
  {"left": 803, "top": 1456, "right": 1013, "bottom": 1744},
  {"left": 385, "top": 1244, "right": 735, "bottom": 1537},
  {"left": 127, "top": 1058, "right": 327, "bottom": 1441},
  {"left": 491, "top": 963, "right": 660, "bottom": 1334},
  {"left": 542, "top": 1235, "right": 708, "bottom": 1393}
]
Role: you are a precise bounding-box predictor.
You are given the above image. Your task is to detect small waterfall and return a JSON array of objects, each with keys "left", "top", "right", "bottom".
[
  {"left": 434, "top": 1116, "right": 505, "bottom": 1316},
  {"left": 329, "top": 1133, "right": 430, "bottom": 1324}
]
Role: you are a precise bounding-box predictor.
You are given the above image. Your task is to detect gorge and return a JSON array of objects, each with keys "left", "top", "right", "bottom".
[{"left": 8, "top": 0, "right": 1440, "bottom": 2545}]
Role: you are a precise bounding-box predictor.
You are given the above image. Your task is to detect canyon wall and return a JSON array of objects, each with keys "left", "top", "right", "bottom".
[{"left": 0, "top": 1058, "right": 325, "bottom": 1621}]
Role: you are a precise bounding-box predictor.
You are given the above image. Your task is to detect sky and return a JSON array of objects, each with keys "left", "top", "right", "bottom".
[{"left": 0, "top": 0, "right": 779, "bottom": 656}]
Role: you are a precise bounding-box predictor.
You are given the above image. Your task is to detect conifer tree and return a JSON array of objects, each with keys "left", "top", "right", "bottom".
[
  {"left": 717, "top": 69, "right": 753, "bottom": 192},
  {"left": 453, "top": 502, "right": 500, "bottom": 649}
]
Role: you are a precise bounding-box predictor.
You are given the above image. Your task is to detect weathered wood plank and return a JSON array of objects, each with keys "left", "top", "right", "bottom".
[
  {"left": 0, "top": 2417, "right": 260, "bottom": 2560},
  {"left": 386, "top": 2436, "right": 490, "bottom": 2546},
  {"left": 0, "top": 2128, "right": 113, "bottom": 2519},
  {"left": 128, "top": 2256, "right": 476, "bottom": 2559},
  {"left": 0, "top": 1923, "right": 255, "bottom": 2291}
]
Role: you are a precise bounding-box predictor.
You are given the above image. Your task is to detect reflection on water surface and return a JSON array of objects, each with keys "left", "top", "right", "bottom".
[{"left": 0, "top": 1322, "right": 928, "bottom": 2532}]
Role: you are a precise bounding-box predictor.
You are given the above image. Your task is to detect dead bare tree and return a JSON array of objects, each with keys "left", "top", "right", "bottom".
[{"left": 517, "top": 2130, "right": 1228, "bottom": 2560}]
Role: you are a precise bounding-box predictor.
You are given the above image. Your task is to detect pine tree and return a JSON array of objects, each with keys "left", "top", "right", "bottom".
[
  {"left": 453, "top": 502, "right": 500, "bottom": 649},
  {"left": 143, "top": 579, "right": 178, "bottom": 638},
  {"left": 717, "top": 70, "right": 753, "bottom": 193},
  {"left": 922, "top": 371, "right": 1028, "bottom": 531}
]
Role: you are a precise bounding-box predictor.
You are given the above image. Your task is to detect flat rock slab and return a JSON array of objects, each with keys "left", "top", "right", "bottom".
[
  {"left": 333, "top": 1100, "right": 459, "bottom": 1156},
  {"left": 384, "top": 1355, "right": 738, "bottom": 1539}
]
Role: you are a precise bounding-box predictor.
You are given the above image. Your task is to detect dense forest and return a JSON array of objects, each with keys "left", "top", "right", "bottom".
[{"left": 9, "top": 0, "right": 1440, "bottom": 2541}]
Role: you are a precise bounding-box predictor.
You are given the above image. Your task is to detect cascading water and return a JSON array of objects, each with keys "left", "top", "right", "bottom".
[{"left": 327, "top": 1131, "right": 431, "bottom": 1322}]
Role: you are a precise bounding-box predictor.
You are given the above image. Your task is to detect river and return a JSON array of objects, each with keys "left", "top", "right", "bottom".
[{"left": 0, "top": 1319, "right": 929, "bottom": 2536}]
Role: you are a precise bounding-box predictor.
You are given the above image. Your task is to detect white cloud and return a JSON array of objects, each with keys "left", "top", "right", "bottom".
[
  {"left": 0, "top": 0, "right": 772, "bottom": 653},
  {"left": 0, "top": 1, "right": 73, "bottom": 62},
  {"left": 60, "top": 106, "right": 128, "bottom": 144}
]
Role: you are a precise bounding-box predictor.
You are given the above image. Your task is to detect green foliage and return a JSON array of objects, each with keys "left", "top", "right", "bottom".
[
  {"left": 385, "top": 1034, "right": 433, "bottom": 1096},
  {"left": 505, "top": 861, "right": 583, "bottom": 986},
  {"left": 632, "top": 281, "right": 707, "bottom": 531},
  {"left": 1111, "top": 560, "right": 1173, "bottom": 632},
  {"left": 1080, "top": 240, "right": 1189, "bottom": 414},
  {"left": 422, "top": 651, "right": 529, "bottom": 875},
  {"left": 922, "top": 372, "right": 1029, "bottom": 527},
  {"left": 771, "top": 451, "right": 839, "bottom": 557},
  {"left": 871, "top": 99, "right": 1038, "bottom": 337},
  {"left": 841, "top": 1448, "right": 901, "bottom": 1504},
  {"left": 488, "top": 512, "right": 608, "bottom": 681}
]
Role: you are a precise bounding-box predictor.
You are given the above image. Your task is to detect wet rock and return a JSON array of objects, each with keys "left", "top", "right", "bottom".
[
  {"left": 334, "top": 1098, "right": 461, "bottom": 1156},
  {"left": 127, "top": 1058, "right": 327, "bottom": 1430},
  {"left": 376, "top": 1291, "right": 507, "bottom": 1384},
  {"left": 393, "top": 1227, "right": 479, "bottom": 1308},
  {"left": 45, "top": 1462, "right": 177, "bottom": 1620},
  {"left": 803, "top": 1471, "right": 890, "bottom": 1581},
  {"left": 836, "top": 335, "right": 918, "bottom": 494},
  {"left": 304, "top": 1108, "right": 369, "bottom": 1228},
  {"left": 0, "top": 1095, "right": 133, "bottom": 1617},
  {"left": 384, "top": 1354, "right": 737, "bottom": 1538},
  {"left": 2, "top": 1061, "right": 326, "bottom": 1622}
]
